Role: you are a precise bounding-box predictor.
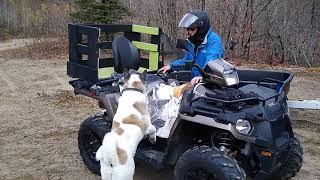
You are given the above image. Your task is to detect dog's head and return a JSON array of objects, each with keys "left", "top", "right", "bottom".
[{"left": 123, "top": 69, "right": 147, "bottom": 91}]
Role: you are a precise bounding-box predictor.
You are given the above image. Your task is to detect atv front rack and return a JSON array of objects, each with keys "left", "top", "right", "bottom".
[
  {"left": 191, "top": 69, "right": 293, "bottom": 112},
  {"left": 192, "top": 90, "right": 284, "bottom": 112}
]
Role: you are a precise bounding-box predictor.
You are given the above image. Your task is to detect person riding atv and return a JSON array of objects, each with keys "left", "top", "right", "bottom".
[
  {"left": 159, "top": 10, "right": 224, "bottom": 85},
  {"left": 67, "top": 14, "right": 303, "bottom": 179}
]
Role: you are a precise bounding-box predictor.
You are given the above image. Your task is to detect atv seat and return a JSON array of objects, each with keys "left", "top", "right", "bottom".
[{"left": 112, "top": 36, "right": 140, "bottom": 73}]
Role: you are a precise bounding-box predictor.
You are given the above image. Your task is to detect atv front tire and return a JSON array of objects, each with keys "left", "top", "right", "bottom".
[
  {"left": 272, "top": 137, "right": 303, "bottom": 180},
  {"left": 78, "top": 114, "right": 111, "bottom": 175},
  {"left": 174, "top": 145, "right": 246, "bottom": 180}
]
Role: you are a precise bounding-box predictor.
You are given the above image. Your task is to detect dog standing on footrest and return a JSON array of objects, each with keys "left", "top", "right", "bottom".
[{"left": 96, "top": 69, "right": 156, "bottom": 180}]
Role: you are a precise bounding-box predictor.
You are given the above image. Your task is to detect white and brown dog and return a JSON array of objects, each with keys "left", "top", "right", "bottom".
[{"left": 96, "top": 69, "right": 156, "bottom": 180}]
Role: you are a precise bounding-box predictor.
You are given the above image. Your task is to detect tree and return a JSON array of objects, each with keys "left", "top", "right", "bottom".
[{"left": 70, "top": 0, "right": 130, "bottom": 24}]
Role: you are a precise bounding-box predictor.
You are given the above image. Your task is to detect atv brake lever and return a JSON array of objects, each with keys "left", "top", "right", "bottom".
[{"left": 193, "top": 64, "right": 210, "bottom": 79}]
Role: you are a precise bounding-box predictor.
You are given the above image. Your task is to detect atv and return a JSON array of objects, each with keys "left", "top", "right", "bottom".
[{"left": 67, "top": 24, "right": 303, "bottom": 180}]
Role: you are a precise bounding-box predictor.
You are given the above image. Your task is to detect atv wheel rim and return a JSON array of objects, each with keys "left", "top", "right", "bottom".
[
  {"left": 84, "top": 130, "right": 101, "bottom": 162},
  {"left": 186, "top": 168, "right": 216, "bottom": 180}
]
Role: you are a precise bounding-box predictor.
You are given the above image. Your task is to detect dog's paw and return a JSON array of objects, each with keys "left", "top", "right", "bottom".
[{"left": 149, "top": 137, "right": 156, "bottom": 144}]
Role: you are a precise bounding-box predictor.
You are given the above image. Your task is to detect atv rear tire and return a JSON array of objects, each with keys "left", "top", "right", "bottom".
[
  {"left": 78, "top": 114, "right": 111, "bottom": 175},
  {"left": 272, "top": 137, "right": 303, "bottom": 180},
  {"left": 174, "top": 145, "right": 246, "bottom": 180}
]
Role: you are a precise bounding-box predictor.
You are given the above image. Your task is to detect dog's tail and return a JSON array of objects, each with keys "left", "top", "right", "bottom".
[{"left": 96, "top": 133, "right": 118, "bottom": 164}]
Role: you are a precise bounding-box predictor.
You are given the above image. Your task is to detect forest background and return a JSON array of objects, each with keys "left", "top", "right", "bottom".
[{"left": 0, "top": 0, "right": 319, "bottom": 67}]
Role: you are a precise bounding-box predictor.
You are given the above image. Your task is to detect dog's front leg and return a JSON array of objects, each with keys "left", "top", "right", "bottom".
[
  {"left": 145, "top": 124, "right": 157, "bottom": 144},
  {"left": 100, "top": 161, "right": 112, "bottom": 180}
]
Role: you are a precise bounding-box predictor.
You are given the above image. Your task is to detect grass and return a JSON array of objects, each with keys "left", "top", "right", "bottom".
[
  {"left": 0, "top": 38, "right": 68, "bottom": 60},
  {"left": 0, "top": 27, "right": 13, "bottom": 41}
]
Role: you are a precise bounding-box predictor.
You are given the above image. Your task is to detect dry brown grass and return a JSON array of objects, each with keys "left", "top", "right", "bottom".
[
  {"left": 228, "top": 57, "right": 320, "bottom": 80},
  {"left": 1, "top": 38, "right": 68, "bottom": 60},
  {"left": 0, "top": 30, "right": 12, "bottom": 41},
  {"left": 36, "top": 89, "right": 99, "bottom": 109}
]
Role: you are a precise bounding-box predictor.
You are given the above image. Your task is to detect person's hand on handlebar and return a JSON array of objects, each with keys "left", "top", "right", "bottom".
[
  {"left": 191, "top": 76, "right": 203, "bottom": 85},
  {"left": 158, "top": 65, "right": 171, "bottom": 74}
]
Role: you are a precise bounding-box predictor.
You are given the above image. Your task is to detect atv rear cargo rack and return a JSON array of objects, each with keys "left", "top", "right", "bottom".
[{"left": 67, "top": 24, "right": 163, "bottom": 83}]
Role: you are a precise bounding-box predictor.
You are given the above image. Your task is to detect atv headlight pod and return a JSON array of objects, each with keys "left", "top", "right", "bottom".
[
  {"left": 224, "top": 70, "right": 239, "bottom": 86},
  {"left": 236, "top": 119, "right": 252, "bottom": 135}
]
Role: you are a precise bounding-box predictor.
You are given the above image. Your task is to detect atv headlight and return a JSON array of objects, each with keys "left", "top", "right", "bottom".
[
  {"left": 236, "top": 119, "right": 252, "bottom": 135},
  {"left": 224, "top": 70, "right": 239, "bottom": 86}
]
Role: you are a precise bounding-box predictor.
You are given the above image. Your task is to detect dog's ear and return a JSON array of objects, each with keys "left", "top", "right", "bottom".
[
  {"left": 140, "top": 70, "right": 147, "bottom": 83},
  {"left": 123, "top": 68, "right": 129, "bottom": 80}
]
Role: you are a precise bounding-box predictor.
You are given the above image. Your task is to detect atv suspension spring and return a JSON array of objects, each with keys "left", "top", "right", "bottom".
[{"left": 213, "top": 132, "right": 234, "bottom": 152}]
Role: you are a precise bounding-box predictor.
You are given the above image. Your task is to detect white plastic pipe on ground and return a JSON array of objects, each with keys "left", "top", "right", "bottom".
[{"left": 287, "top": 100, "right": 320, "bottom": 109}]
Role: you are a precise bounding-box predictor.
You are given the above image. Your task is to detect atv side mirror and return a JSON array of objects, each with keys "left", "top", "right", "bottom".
[
  {"left": 176, "top": 39, "right": 194, "bottom": 71},
  {"left": 176, "top": 39, "right": 189, "bottom": 52}
]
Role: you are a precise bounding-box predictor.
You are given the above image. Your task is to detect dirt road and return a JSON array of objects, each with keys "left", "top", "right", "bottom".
[{"left": 0, "top": 39, "right": 319, "bottom": 179}]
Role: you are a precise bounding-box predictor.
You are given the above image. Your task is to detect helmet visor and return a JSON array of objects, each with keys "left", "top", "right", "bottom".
[{"left": 178, "top": 13, "right": 199, "bottom": 28}]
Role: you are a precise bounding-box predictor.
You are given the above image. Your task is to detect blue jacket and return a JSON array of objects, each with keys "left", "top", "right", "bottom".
[{"left": 170, "top": 29, "right": 224, "bottom": 77}]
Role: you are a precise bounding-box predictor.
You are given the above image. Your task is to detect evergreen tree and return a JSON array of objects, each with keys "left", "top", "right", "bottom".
[{"left": 71, "top": 0, "right": 130, "bottom": 24}]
